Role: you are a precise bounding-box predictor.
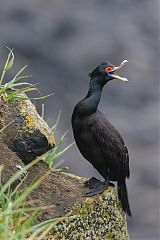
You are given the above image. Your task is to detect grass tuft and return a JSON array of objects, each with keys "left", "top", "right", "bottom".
[
  {"left": 42, "top": 109, "right": 75, "bottom": 170},
  {"left": 0, "top": 48, "right": 54, "bottom": 101},
  {"left": 0, "top": 158, "right": 66, "bottom": 240}
]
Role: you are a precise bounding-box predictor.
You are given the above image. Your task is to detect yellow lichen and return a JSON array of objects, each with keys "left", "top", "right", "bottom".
[
  {"left": 53, "top": 187, "right": 129, "bottom": 240},
  {"left": 18, "top": 129, "right": 23, "bottom": 133},
  {"left": 61, "top": 172, "right": 86, "bottom": 182},
  {"left": 17, "top": 100, "right": 55, "bottom": 147},
  {"left": 50, "top": 133, "right": 56, "bottom": 145},
  {"left": 28, "top": 130, "right": 34, "bottom": 134},
  {"left": 76, "top": 198, "right": 95, "bottom": 216},
  {"left": 24, "top": 115, "right": 35, "bottom": 127}
]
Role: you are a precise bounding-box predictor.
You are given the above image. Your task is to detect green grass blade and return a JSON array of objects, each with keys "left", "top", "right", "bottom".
[
  {"left": 0, "top": 48, "right": 14, "bottom": 86},
  {"left": 51, "top": 110, "right": 61, "bottom": 134},
  {"left": 0, "top": 158, "right": 40, "bottom": 196},
  {"left": 11, "top": 65, "right": 28, "bottom": 83},
  {"left": 12, "top": 172, "right": 50, "bottom": 208},
  {"left": 41, "top": 104, "right": 45, "bottom": 119},
  {"left": 3, "top": 65, "right": 28, "bottom": 90},
  {"left": 0, "top": 120, "right": 15, "bottom": 133},
  {"left": 7, "top": 92, "right": 55, "bottom": 101},
  {"left": 53, "top": 142, "right": 75, "bottom": 161}
]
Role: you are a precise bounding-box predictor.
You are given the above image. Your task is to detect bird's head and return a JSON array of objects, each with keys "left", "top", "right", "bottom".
[{"left": 89, "top": 60, "right": 128, "bottom": 84}]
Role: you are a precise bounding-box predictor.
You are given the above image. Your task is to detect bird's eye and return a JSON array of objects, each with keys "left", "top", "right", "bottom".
[{"left": 105, "top": 66, "right": 114, "bottom": 73}]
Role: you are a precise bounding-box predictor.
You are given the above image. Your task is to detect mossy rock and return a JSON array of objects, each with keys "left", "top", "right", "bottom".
[
  {"left": 52, "top": 186, "right": 129, "bottom": 240},
  {"left": 0, "top": 93, "right": 55, "bottom": 164}
]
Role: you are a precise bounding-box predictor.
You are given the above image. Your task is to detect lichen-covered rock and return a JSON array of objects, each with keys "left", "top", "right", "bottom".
[
  {"left": 52, "top": 187, "right": 129, "bottom": 240},
  {"left": 0, "top": 93, "right": 55, "bottom": 164}
]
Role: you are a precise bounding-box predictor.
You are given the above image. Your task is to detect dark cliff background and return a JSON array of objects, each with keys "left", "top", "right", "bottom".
[{"left": 0, "top": 1, "right": 159, "bottom": 239}]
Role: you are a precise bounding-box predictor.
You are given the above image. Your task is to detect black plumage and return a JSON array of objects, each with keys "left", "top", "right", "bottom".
[{"left": 72, "top": 60, "right": 131, "bottom": 216}]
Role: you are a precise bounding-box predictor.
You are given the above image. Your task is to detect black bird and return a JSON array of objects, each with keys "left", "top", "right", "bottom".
[{"left": 71, "top": 60, "right": 131, "bottom": 216}]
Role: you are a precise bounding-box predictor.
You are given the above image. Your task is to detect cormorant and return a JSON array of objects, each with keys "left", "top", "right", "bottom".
[{"left": 71, "top": 60, "right": 131, "bottom": 216}]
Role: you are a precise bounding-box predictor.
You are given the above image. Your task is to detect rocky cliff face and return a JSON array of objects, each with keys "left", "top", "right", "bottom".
[{"left": 0, "top": 1, "right": 159, "bottom": 239}]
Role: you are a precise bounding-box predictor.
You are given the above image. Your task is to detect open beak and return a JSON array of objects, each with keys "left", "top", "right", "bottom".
[{"left": 109, "top": 60, "right": 128, "bottom": 82}]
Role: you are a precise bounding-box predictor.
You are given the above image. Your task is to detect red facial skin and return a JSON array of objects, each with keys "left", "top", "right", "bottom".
[{"left": 105, "top": 66, "right": 115, "bottom": 74}]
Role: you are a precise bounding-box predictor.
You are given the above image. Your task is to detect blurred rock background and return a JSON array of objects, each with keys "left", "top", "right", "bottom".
[{"left": 0, "top": 0, "right": 159, "bottom": 239}]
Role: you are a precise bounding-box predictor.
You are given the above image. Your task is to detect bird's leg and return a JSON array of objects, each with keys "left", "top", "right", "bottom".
[
  {"left": 84, "top": 177, "right": 110, "bottom": 197},
  {"left": 84, "top": 177, "right": 101, "bottom": 189}
]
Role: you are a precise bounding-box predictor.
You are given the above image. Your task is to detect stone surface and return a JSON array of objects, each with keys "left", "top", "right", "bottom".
[
  {"left": 0, "top": 94, "right": 55, "bottom": 164},
  {"left": 53, "top": 188, "right": 129, "bottom": 240}
]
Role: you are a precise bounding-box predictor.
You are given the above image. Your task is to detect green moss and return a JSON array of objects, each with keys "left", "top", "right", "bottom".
[
  {"left": 49, "top": 133, "right": 56, "bottom": 145},
  {"left": 28, "top": 130, "right": 34, "bottom": 134},
  {"left": 52, "top": 187, "right": 129, "bottom": 240}
]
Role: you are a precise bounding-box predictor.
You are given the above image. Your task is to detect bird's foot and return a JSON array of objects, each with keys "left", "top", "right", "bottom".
[
  {"left": 84, "top": 177, "right": 101, "bottom": 189},
  {"left": 84, "top": 180, "right": 110, "bottom": 197},
  {"left": 84, "top": 177, "right": 115, "bottom": 189}
]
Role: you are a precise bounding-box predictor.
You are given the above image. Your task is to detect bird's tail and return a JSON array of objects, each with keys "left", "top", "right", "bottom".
[{"left": 117, "top": 180, "right": 132, "bottom": 217}]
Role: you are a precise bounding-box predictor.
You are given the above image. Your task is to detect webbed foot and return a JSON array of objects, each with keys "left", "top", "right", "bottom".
[
  {"left": 84, "top": 180, "right": 110, "bottom": 197},
  {"left": 84, "top": 177, "right": 115, "bottom": 189},
  {"left": 84, "top": 177, "right": 101, "bottom": 188}
]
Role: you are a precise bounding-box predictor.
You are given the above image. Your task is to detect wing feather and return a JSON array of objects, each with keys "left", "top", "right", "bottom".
[{"left": 89, "top": 110, "right": 130, "bottom": 180}]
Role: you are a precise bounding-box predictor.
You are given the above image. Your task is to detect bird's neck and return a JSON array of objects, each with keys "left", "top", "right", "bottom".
[{"left": 79, "top": 77, "right": 104, "bottom": 115}]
